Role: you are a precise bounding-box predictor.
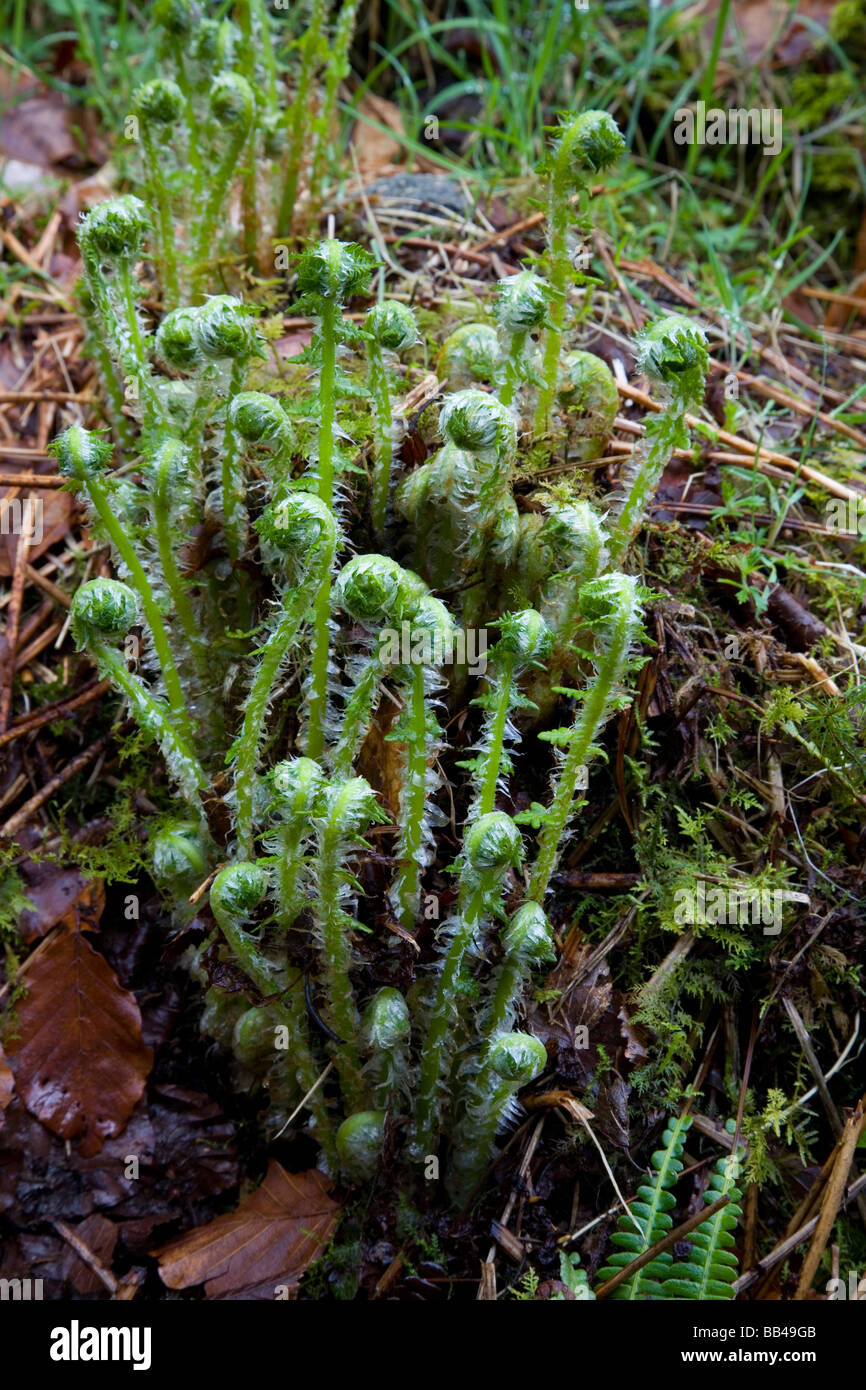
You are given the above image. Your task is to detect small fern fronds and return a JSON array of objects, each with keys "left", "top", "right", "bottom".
[
  {"left": 661, "top": 1147, "right": 743, "bottom": 1300},
  {"left": 595, "top": 1112, "right": 692, "bottom": 1300}
]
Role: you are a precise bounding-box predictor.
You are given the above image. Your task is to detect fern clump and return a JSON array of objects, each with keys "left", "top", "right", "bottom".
[{"left": 42, "top": 58, "right": 736, "bottom": 1218}]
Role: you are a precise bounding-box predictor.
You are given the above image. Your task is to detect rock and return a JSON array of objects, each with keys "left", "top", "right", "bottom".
[{"left": 359, "top": 173, "right": 471, "bottom": 228}]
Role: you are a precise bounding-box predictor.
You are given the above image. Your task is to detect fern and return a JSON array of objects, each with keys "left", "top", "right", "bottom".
[
  {"left": 661, "top": 1148, "right": 743, "bottom": 1300},
  {"left": 595, "top": 1112, "right": 692, "bottom": 1299}
]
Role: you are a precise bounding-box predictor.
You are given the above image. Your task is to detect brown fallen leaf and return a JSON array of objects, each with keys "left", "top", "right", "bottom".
[
  {"left": 274, "top": 329, "right": 314, "bottom": 358},
  {"left": 357, "top": 696, "right": 404, "bottom": 820},
  {"left": 6, "top": 924, "right": 152, "bottom": 1156},
  {"left": 17, "top": 863, "right": 104, "bottom": 944},
  {"left": 0, "top": 91, "right": 80, "bottom": 168},
  {"left": 155, "top": 1160, "right": 340, "bottom": 1298},
  {"left": 58, "top": 1213, "right": 118, "bottom": 1295},
  {"left": 699, "top": 0, "right": 835, "bottom": 66},
  {"left": 0, "top": 482, "right": 72, "bottom": 576},
  {"left": 352, "top": 94, "right": 405, "bottom": 175}
]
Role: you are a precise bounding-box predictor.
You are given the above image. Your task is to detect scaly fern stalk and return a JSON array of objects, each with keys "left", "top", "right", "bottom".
[
  {"left": 292, "top": 240, "right": 377, "bottom": 759},
  {"left": 479, "top": 901, "right": 556, "bottom": 1044},
  {"left": 132, "top": 80, "right": 184, "bottom": 309},
  {"left": 266, "top": 757, "right": 326, "bottom": 929},
  {"left": 493, "top": 271, "right": 549, "bottom": 410},
  {"left": 77, "top": 284, "right": 133, "bottom": 451},
  {"left": 231, "top": 493, "right": 337, "bottom": 860},
  {"left": 448, "top": 905, "right": 554, "bottom": 1204},
  {"left": 155, "top": 304, "right": 217, "bottom": 473},
  {"left": 53, "top": 426, "right": 193, "bottom": 742},
  {"left": 413, "top": 812, "right": 524, "bottom": 1157},
  {"left": 388, "top": 594, "right": 455, "bottom": 933},
  {"left": 146, "top": 438, "right": 210, "bottom": 689},
  {"left": 595, "top": 1112, "right": 692, "bottom": 1299},
  {"left": 195, "top": 295, "right": 263, "bottom": 567},
  {"left": 606, "top": 315, "right": 709, "bottom": 567},
  {"left": 69, "top": 579, "right": 206, "bottom": 805},
  {"left": 332, "top": 554, "right": 424, "bottom": 775},
  {"left": 365, "top": 301, "right": 418, "bottom": 536},
  {"left": 362, "top": 987, "right": 411, "bottom": 1110},
  {"left": 447, "top": 1033, "right": 547, "bottom": 1205},
  {"left": 309, "top": 0, "right": 361, "bottom": 202},
  {"left": 534, "top": 111, "right": 625, "bottom": 433},
  {"left": 192, "top": 75, "right": 255, "bottom": 293},
  {"left": 280, "top": 971, "right": 340, "bottom": 1173},
  {"left": 661, "top": 1147, "right": 743, "bottom": 1299},
  {"left": 461, "top": 609, "right": 553, "bottom": 818},
  {"left": 522, "top": 498, "right": 609, "bottom": 716},
  {"left": 310, "top": 777, "right": 389, "bottom": 1111},
  {"left": 153, "top": 0, "right": 205, "bottom": 202},
  {"left": 211, "top": 857, "right": 338, "bottom": 1170},
  {"left": 395, "top": 390, "right": 518, "bottom": 629},
  {"left": 209, "top": 861, "right": 274, "bottom": 994},
  {"left": 235, "top": 0, "right": 264, "bottom": 267},
  {"left": 391, "top": 661, "right": 431, "bottom": 931},
  {"left": 77, "top": 197, "right": 161, "bottom": 428},
  {"left": 277, "top": 0, "right": 328, "bottom": 235},
  {"left": 528, "top": 572, "right": 642, "bottom": 903}
]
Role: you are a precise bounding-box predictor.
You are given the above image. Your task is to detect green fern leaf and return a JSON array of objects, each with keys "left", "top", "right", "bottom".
[
  {"left": 595, "top": 1112, "right": 692, "bottom": 1299},
  {"left": 660, "top": 1148, "right": 743, "bottom": 1300}
]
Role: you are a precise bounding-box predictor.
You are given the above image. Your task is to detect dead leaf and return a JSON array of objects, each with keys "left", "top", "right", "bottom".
[
  {"left": 6, "top": 925, "right": 152, "bottom": 1156},
  {"left": 0, "top": 478, "right": 72, "bottom": 576},
  {"left": 352, "top": 95, "right": 405, "bottom": 175},
  {"left": 274, "top": 329, "right": 314, "bottom": 358},
  {"left": 700, "top": 0, "right": 835, "bottom": 66},
  {"left": 0, "top": 92, "right": 80, "bottom": 168},
  {"left": 155, "top": 1160, "right": 340, "bottom": 1297},
  {"left": 17, "top": 865, "right": 104, "bottom": 944},
  {"left": 357, "top": 697, "right": 404, "bottom": 819},
  {"left": 59, "top": 1213, "right": 118, "bottom": 1295}
]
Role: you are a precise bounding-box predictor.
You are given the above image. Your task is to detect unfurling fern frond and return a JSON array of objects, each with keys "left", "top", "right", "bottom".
[
  {"left": 595, "top": 1112, "right": 691, "bottom": 1300},
  {"left": 661, "top": 1147, "right": 743, "bottom": 1300}
]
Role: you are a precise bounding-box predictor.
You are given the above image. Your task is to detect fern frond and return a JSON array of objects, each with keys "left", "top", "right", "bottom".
[
  {"left": 595, "top": 1112, "right": 692, "bottom": 1300},
  {"left": 661, "top": 1148, "right": 743, "bottom": 1300}
]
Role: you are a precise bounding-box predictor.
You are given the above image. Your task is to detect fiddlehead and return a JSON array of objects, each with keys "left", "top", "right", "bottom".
[
  {"left": 493, "top": 270, "right": 550, "bottom": 410},
  {"left": 309, "top": 776, "right": 389, "bottom": 1111},
  {"left": 413, "top": 811, "right": 524, "bottom": 1157},
  {"left": 535, "top": 110, "right": 625, "bottom": 432},
  {"left": 230, "top": 490, "right": 337, "bottom": 859},
  {"left": 447, "top": 1032, "right": 547, "bottom": 1205},
  {"left": 365, "top": 300, "right": 418, "bottom": 536},
  {"left": 606, "top": 314, "right": 709, "bottom": 567},
  {"left": 528, "top": 572, "right": 642, "bottom": 903},
  {"left": 460, "top": 608, "right": 553, "bottom": 819}
]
